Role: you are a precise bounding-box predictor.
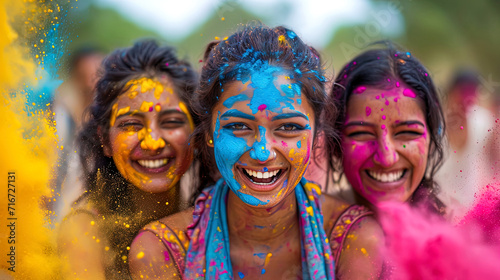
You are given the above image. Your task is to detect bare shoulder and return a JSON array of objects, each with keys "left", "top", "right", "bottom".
[
  {"left": 320, "top": 193, "right": 351, "bottom": 234},
  {"left": 156, "top": 207, "right": 194, "bottom": 232},
  {"left": 336, "top": 216, "right": 385, "bottom": 280},
  {"left": 128, "top": 208, "right": 193, "bottom": 280}
]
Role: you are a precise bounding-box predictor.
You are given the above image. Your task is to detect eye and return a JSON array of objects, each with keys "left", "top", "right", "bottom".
[
  {"left": 395, "top": 130, "right": 423, "bottom": 139},
  {"left": 277, "top": 123, "right": 305, "bottom": 132},
  {"left": 345, "top": 131, "right": 376, "bottom": 141},
  {"left": 223, "top": 123, "right": 250, "bottom": 130},
  {"left": 118, "top": 120, "right": 143, "bottom": 131},
  {"left": 161, "top": 118, "right": 186, "bottom": 128}
]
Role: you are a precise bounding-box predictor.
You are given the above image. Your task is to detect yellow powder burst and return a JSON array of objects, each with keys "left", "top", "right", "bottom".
[{"left": 0, "top": 1, "right": 64, "bottom": 278}]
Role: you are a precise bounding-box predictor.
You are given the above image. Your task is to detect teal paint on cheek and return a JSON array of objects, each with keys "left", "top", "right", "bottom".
[
  {"left": 249, "top": 126, "right": 270, "bottom": 162},
  {"left": 223, "top": 93, "right": 249, "bottom": 108},
  {"left": 213, "top": 113, "right": 266, "bottom": 206},
  {"left": 297, "top": 140, "right": 301, "bottom": 148}
]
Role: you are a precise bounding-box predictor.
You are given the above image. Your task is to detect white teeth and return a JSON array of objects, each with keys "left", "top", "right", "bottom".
[
  {"left": 244, "top": 169, "right": 280, "bottom": 181},
  {"left": 367, "top": 170, "right": 404, "bottom": 183},
  {"left": 137, "top": 158, "right": 168, "bottom": 169}
]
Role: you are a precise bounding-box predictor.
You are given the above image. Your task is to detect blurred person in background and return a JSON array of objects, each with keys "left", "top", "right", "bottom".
[
  {"left": 436, "top": 69, "right": 497, "bottom": 222},
  {"left": 52, "top": 47, "right": 105, "bottom": 219}
]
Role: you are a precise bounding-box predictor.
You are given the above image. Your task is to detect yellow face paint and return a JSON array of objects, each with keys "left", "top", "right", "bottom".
[
  {"left": 178, "top": 101, "right": 194, "bottom": 130},
  {"left": 125, "top": 77, "right": 170, "bottom": 100},
  {"left": 139, "top": 101, "right": 154, "bottom": 112}
]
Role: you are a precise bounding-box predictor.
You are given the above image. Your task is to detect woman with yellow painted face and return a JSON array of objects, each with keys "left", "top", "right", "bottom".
[{"left": 58, "top": 40, "right": 198, "bottom": 280}]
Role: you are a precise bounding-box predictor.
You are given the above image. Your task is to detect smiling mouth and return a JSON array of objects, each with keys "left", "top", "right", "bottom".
[
  {"left": 133, "top": 157, "right": 174, "bottom": 174},
  {"left": 242, "top": 168, "right": 284, "bottom": 185},
  {"left": 366, "top": 169, "right": 407, "bottom": 183},
  {"left": 137, "top": 158, "right": 169, "bottom": 169}
]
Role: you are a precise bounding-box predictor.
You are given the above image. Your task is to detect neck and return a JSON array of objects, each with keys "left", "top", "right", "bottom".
[
  {"left": 130, "top": 183, "right": 180, "bottom": 223},
  {"left": 227, "top": 189, "right": 299, "bottom": 244}
]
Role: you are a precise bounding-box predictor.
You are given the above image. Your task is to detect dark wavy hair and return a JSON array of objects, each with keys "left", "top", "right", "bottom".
[
  {"left": 190, "top": 23, "right": 333, "bottom": 202},
  {"left": 326, "top": 44, "right": 446, "bottom": 214},
  {"left": 76, "top": 39, "right": 198, "bottom": 278}
]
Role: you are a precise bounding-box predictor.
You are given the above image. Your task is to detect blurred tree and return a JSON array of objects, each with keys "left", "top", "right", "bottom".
[{"left": 323, "top": 0, "right": 500, "bottom": 96}]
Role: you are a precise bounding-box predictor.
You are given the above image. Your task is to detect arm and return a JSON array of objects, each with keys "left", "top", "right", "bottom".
[
  {"left": 336, "top": 216, "right": 385, "bottom": 280},
  {"left": 129, "top": 230, "right": 182, "bottom": 280},
  {"left": 58, "top": 213, "right": 106, "bottom": 280}
]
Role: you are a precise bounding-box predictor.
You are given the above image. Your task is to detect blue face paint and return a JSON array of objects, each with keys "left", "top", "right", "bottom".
[
  {"left": 238, "top": 272, "right": 245, "bottom": 279},
  {"left": 223, "top": 93, "right": 249, "bottom": 108},
  {"left": 297, "top": 140, "right": 301, "bottom": 148},
  {"left": 271, "top": 112, "right": 309, "bottom": 121},
  {"left": 220, "top": 109, "right": 255, "bottom": 121},
  {"left": 244, "top": 62, "right": 300, "bottom": 114},
  {"left": 213, "top": 113, "right": 266, "bottom": 206},
  {"left": 249, "top": 126, "right": 270, "bottom": 162}
]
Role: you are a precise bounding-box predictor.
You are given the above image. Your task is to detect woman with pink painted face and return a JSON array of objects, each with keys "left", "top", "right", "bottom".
[
  {"left": 58, "top": 40, "right": 198, "bottom": 280},
  {"left": 324, "top": 46, "right": 447, "bottom": 278}
]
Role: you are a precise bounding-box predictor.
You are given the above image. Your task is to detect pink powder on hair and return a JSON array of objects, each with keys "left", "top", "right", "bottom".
[
  {"left": 403, "top": 88, "right": 417, "bottom": 98},
  {"left": 378, "top": 201, "right": 500, "bottom": 280},
  {"left": 354, "top": 86, "right": 366, "bottom": 94}
]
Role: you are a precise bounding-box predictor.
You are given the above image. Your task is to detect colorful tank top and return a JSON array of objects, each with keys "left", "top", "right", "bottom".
[{"left": 328, "top": 204, "right": 374, "bottom": 269}]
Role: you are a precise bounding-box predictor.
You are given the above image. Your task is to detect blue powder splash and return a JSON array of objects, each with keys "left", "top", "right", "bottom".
[{"left": 249, "top": 126, "right": 270, "bottom": 162}]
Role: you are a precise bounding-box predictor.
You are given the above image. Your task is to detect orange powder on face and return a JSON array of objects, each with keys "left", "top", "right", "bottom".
[
  {"left": 125, "top": 77, "right": 167, "bottom": 100},
  {"left": 139, "top": 101, "right": 154, "bottom": 112}
]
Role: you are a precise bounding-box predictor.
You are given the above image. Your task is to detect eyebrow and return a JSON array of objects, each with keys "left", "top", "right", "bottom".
[
  {"left": 272, "top": 112, "right": 309, "bottom": 121},
  {"left": 395, "top": 120, "right": 425, "bottom": 127},
  {"left": 344, "top": 121, "right": 375, "bottom": 128},
  {"left": 220, "top": 109, "right": 256, "bottom": 120},
  {"left": 115, "top": 109, "right": 186, "bottom": 121}
]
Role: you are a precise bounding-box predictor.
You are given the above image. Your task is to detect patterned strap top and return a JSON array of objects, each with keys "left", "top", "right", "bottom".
[
  {"left": 329, "top": 205, "right": 374, "bottom": 269},
  {"left": 139, "top": 221, "right": 190, "bottom": 279}
]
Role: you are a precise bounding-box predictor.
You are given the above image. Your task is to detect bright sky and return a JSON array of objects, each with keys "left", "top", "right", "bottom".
[{"left": 95, "top": 0, "right": 401, "bottom": 48}]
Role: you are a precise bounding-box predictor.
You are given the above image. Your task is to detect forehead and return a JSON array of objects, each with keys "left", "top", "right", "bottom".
[
  {"left": 218, "top": 75, "right": 307, "bottom": 114},
  {"left": 347, "top": 86, "right": 426, "bottom": 119},
  {"left": 115, "top": 77, "right": 181, "bottom": 108}
]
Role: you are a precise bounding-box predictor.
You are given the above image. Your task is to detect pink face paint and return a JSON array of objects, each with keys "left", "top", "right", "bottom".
[
  {"left": 394, "top": 97, "right": 399, "bottom": 102},
  {"left": 382, "top": 115, "right": 386, "bottom": 120},
  {"left": 396, "top": 81, "right": 400, "bottom": 88},
  {"left": 281, "top": 141, "right": 288, "bottom": 147},
  {"left": 365, "top": 106, "right": 371, "bottom": 116},
  {"left": 385, "top": 99, "right": 389, "bottom": 106},
  {"left": 164, "top": 251, "right": 170, "bottom": 262},
  {"left": 376, "top": 95, "right": 380, "bottom": 100},
  {"left": 258, "top": 104, "right": 267, "bottom": 111},
  {"left": 403, "top": 88, "right": 417, "bottom": 98}
]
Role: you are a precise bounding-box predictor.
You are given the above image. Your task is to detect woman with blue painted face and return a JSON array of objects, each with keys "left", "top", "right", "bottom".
[{"left": 128, "top": 24, "right": 369, "bottom": 280}]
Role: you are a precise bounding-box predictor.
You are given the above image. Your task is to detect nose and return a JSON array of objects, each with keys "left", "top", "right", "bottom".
[
  {"left": 139, "top": 127, "right": 166, "bottom": 151},
  {"left": 249, "top": 126, "right": 276, "bottom": 163},
  {"left": 373, "top": 135, "right": 399, "bottom": 168}
]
